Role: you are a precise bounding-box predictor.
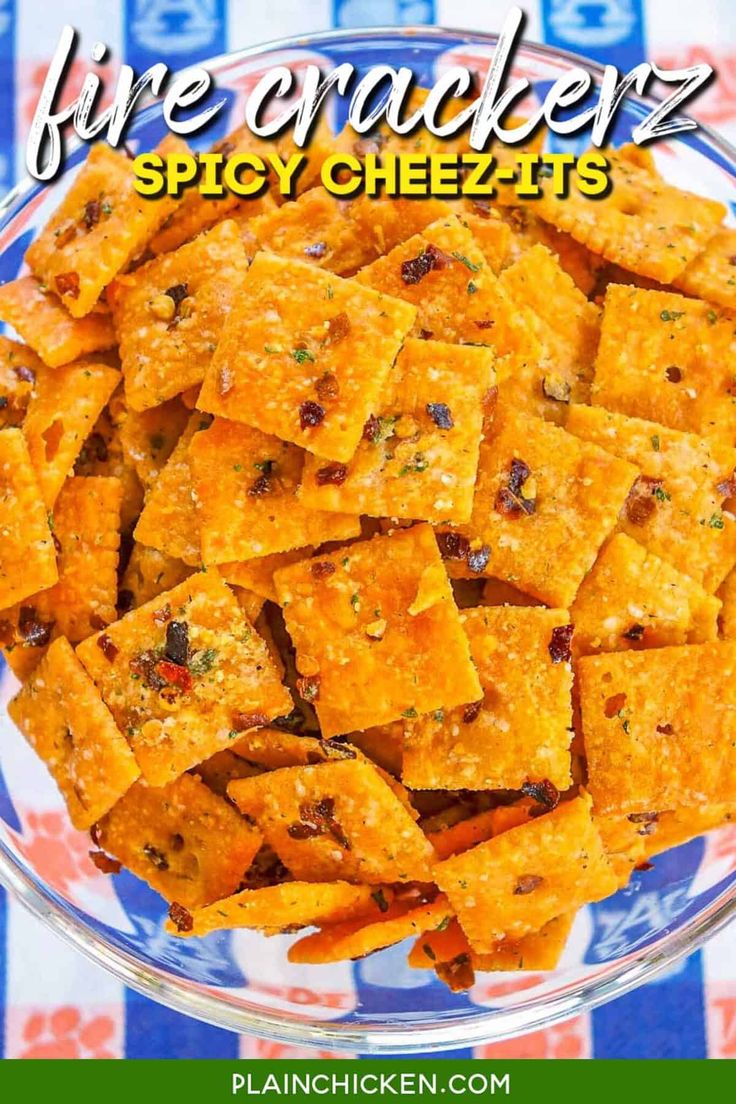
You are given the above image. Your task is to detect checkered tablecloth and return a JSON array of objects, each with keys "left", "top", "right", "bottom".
[{"left": 0, "top": 0, "right": 734, "bottom": 1060}]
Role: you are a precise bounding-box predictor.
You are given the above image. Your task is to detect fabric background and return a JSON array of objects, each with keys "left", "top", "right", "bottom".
[{"left": 0, "top": 0, "right": 734, "bottom": 1060}]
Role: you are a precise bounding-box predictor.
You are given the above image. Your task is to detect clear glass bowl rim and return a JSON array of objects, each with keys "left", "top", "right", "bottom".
[{"left": 0, "top": 24, "right": 734, "bottom": 1054}]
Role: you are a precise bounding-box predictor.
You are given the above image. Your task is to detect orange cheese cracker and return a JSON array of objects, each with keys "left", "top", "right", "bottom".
[
  {"left": 437, "top": 409, "right": 638, "bottom": 606},
  {"left": 197, "top": 251, "right": 416, "bottom": 463},
  {"left": 532, "top": 144, "right": 725, "bottom": 283},
  {"left": 566, "top": 404, "right": 736, "bottom": 592},
  {"left": 189, "top": 417, "right": 361, "bottom": 563},
  {"left": 403, "top": 606, "right": 573, "bottom": 792},
  {"left": 674, "top": 226, "right": 736, "bottom": 311},
  {"left": 134, "top": 413, "right": 209, "bottom": 566},
  {"left": 73, "top": 392, "right": 144, "bottom": 534},
  {"left": 26, "top": 138, "right": 184, "bottom": 317},
  {"left": 299, "top": 339, "right": 495, "bottom": 525},
  {"left": 95, "top": 772, "right": 262, "bottom": 908},
  {"left": 591, "top": 285, "right": 736, "bottom": 444},
  {"left": 76, "top": 570, "right": 292, "bottom": 786},
  {"left": 118, "top": 396, "right": 189, "bottom": 489},
  {"left": 8, "top": 636, "right": 139, "bottom": 829},
  {"left": 111, "top": 219, "right": 250, "bottom": 411},
  {"left": 570, "top": 533, "right": 720, "bottom": 658},
  {"left": 287, "top": 895, "right": 453, "bottom": 964},
  {"left": 220, "top": 548, "right": 313, "bottom": 603},
  {"left": 0, "top": 336, "right": 40, "bottom": 428},
  {"left": 434, "top": 794, "right": 617, "bottom": 951},
  {"left": 22, "top": 358, "right": 120, "bottom": 507},
  {"left": 167, "top": 880, "right": 380, "bottom": 938},
  {"left": 273, "top": 524, "right": 481, "bottom": 736},
  {"left": 577, "top": 642, "right": 736, "bottom": 815},
  {"left": 228, "top": 758, "right": 436, "bottom": 884},
  {"left": 119, "top": 544, "right": 192, "bottom": 613},
  {"left": 595, "top": 812, "right": 648, "bottom": 886},
  {"left": 0, "top": 276, "right": 116, "bottom": 367},
  {"left": 0, "top": 427, "right": 57, "bottom": 607},
  {"left": 499, "top": 205, "right": 604, "bottom": 295},
  {"left": 643, "top": 803, "right": 736, "bottom": 859}
]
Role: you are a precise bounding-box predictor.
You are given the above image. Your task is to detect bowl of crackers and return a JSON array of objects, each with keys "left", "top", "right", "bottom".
[{"left": 0, "top": 27, "right": 734, "bottom": 1054}]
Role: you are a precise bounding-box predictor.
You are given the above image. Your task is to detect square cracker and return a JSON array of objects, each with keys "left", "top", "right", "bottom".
[
  {"left": 220, "top": 549, "right": 312, "bottom": 603},
  {"left": 437, "top": 409, "right": 638, "bottom": 607},
  {"left": 591, "top": 285, "right": 736, "bottom": 444},
  {"left": 570, "top": 533, "right": 720, "bottom": 659},
  {"left": 9, "top": 636, "right": 139, "bottom": 829},
  {"left": 189, "top": 417, "right": 361, "bottom": 563},
  {"left": 119, "top": 544, "right": 193, "bottom": 613},
  {"left": 25, "top": 137, "right": 185, "bottom": 317},
  {"left": 0, "top": 275, "right": 116, "bottom": 368},
  {"left": 532, "top": 144, "right": 725, "bottom": 283},
  {"left": 577, "top": 642, "right": 736, "bottom": 815},
  {"left": 197, "top": 251, "right": 416, "bottom": 462},
  {"left": 22, "top": 358, "right": 120, "bottom": 508},
  {"left": 674, "top": 226, "right": 736, "bottom": 311},
  {"left": 73, "top": 388, "right": 145, "bottom": 534},
  {"left": 76, "top": 569, "right": 292, "bottom": 786},
  {"left": 118, "top": 396, "right": 190, "bottom": 491},
  {"left": 0, "top": 427, "right": 57, "bottom": 607},
  {"left": 134, "top": 413, "right": 209, "bottom": 566},
  {"left": 111, "top": 219, "right": 250, "bottom": 411},
  {"left": 299, "top": 338, "right": 495, "bottom": 525},
  {"left": 434, "top": 794, "right": 617, "bottom": 950},
  {"left": 273, "top": 523, "right": 482, "bottom": 737},
  {"left": 355, "top": 215, "right": 539, "bottom": 358},
  {"left": 0, "top": 336, "right": 41, "bottom": 429},
  {"left": 566, "top": 403, "right": 736, "bottom": 591},
  {"left": 95, "top": 772, "right": 262, "bottom": 908},
  {"left": 403, "top": 606, "right": 573, "bottom": 792},
  {"left": 228, "top": 758, "right": 436, "bottom": 884}
]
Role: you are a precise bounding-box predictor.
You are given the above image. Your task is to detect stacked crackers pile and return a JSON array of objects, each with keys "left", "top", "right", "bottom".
[{"left": 0, "top": 116, "right": 734, "bottom": 991}]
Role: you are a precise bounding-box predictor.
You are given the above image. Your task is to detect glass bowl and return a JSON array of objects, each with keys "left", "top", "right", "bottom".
[{"left": 0, "top": 27, "right": 735, "bottom": 1055}]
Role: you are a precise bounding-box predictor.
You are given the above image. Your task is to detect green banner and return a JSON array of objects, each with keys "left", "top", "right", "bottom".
[{"left": 0, "top": 1057, "right": 731, "bottom": 1099}]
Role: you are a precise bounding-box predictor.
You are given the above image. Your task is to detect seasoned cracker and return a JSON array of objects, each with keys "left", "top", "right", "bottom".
[
  {"left": 9, "top": 636, "right": 139, "bottom": 829},
  {"left": 566, "top": 403, "right": 736, "bottom": 591},
  {"left": 591, "top": 285, "right": 736, "bottom": 444},
  {"left": 220, "top": 548, "right": 313, "bottom": 602},
  {"left": 571, "top": 533, "right": 720, "bottom": 658},
  {"left": 437, "top": 409, "right": 638, "bottom": 606},
  {"left": 111, "top": 219, "right": 250, "bottom": 411},
  {"left": 26, "top": 137, "right": 185, "bottom": 316},
  {"left": 273, "top": 524, "right": 481, "bottom": 737},
  {"left": 189, "top": 418, "right": 361, "bottom": 563},
  {"left": 118, "top": 396, "right": 190, "bottom": 489},
  {"left": 533, "top": 144, "right": 725, "bottom": 283},
  {"left": 198, "top": 251, "right": 416, "bottom": 462},
  {"left": 95, "top": 772, "right": 262, "bottom": 908},
  {"left": 674, "top": 226, "right": 736, "bottom": 311},
  {"left": 499, "top": 205, "right": 604, "bottom": 295},
  {"left": 408, "top": 912, "right": 574, "bottom": 977},
  {"left": 76, "top": 570, "right": 292, "bottom": 786},
  {"left": 0, "top": 336, "right": 41, "bottom": 428},
  {"left": 299, "top": 339, "right": 495, "bottom": 525},
  {"left": 23, "top": 358, "right": 120, "bottom": 507},
  {"left": 74, "top": 390, "right": 144, "bottom": 533},
  {"left": 403, "top": 606, "right": 573, "bottom": 791},
  {"left": 643, "top": 803, "right": 736, "bottom": 859},
  {"left": 434, "top": 794, "right": 617, "bottom": 950},
  {"left": 0, "top": 276, "right": 116, "bottom": 367},
  {"left": 0, "top": 427, "right": 57, "bottom": 607},
  {"left": 228, "top": 758, "right": 436, "bottom": 884},
  {"left": 578, "top": 642, "right": 736, "bottom": 815}
]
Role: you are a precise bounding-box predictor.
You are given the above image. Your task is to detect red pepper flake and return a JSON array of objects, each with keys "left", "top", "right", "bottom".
[
  {"left": 628, "top": 811, "right": 659, "bottom": 836},
  {"left": 521, "top": 779, "right": 560, "bottom": 810},
  {"left": 426, "top": 402, "right": 454, "bottom": 429},
  {"left": 55, "top": 272, "right": 80, "bottom": 299},
  {"left": 362, "top": 414, "right": 380, "bottom": 442},
  {"left": 311, "top": 561, "right": 336, "bottom": 579},
  {"left": 130, "top": 649, "right": 166, "bottom": 690},
  {"left": 168, "top": 901, "right": 194, "bottom": 933},
  {"left": 665, "top": 365, "right": 682, "bottom": 383},
  {"left": 467, "top": 545, "right": 490, "bottom": 574},
  {"left": 152, "top": 603, "right": 172, "bottom": 626},
  {"left": 514, "top": 874, "right": 544, "bottom": 895},
  {"left": 495, "top": 458, "right": 536, "bottom": 517},
  {"left": 82, "top": 199, "right": 101, "bottom": 230},
  {"left": 437, "top": 531, "right": 470, "bottom": 562},
  {"left": 604, "top": 692, "right": 627, "bottom": 718},
  {"left": 418, "top": 328, "right": 434, "bottom": 340},
  {"left": 324, "top": 312, "right": 351, "bottom": 346},
  {"left": 88, "top": 849, "right": 121, "bottom": 874},
  {"left": 548, "top": 624, "right": 573, "bottom": 664},
  {"left": 474, "top": 319, "right": 494, "bottom": 330},
  {"left": 635, "top": 860, "right": 654, "bottom": 872},
  {"left": 462, "top": 700, "right": 483, "bottom": 724},
  {"left": 622, "top": 623, "right": 645, "bottom": 641},
  {"left": 435, "top": 953, "right": 475, "bottom": 993},
  {"left": 299, "top": 400, "right": 325, "bottom": 430},
  {"left": 287, "top": 796, "right": 350, "bottom": 850},
  {"left": 304, "top": 241, "right": 327, "bottom": 258},
  {"left": 248, "top": 463, "right": 274, "bottom": 497},
  {"left": 231, "top": 711, "right": 269, "bottom": 732},
  {"left": 315, "top": 462, "right": 348, "bottom": 486},
  {"left": 401, "top": 244, "right": 454, "bottom": 285},
  {"left": 656, "top": 722, "right": 674, "bottom": 735},
  {"left": 624, "top": 476, "right": 663, "bottom": 526},
  {"left": 156, "top": 659, "right": 193, "bottom": 692},
  {"left": 97, "top": 633, "right": 119, "bottom": 663},
  {"left": 315, "top": 372, "right": 340, "bottom": 401},
  {"left": 297, "top": 674, "right": 321, "bottom": 702},
  {"left": 15, "top": 363, "right": 36, "bottom": 384},
  {"left": 18, "top": 605, "right": 53, "bottom": 647}
]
